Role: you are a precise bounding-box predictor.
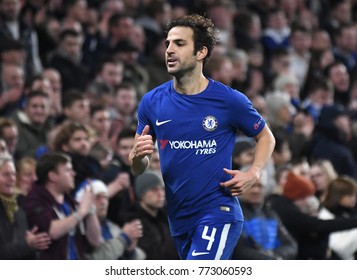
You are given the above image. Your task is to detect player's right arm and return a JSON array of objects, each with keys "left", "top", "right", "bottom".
[{"left": 129, "top": 125, "right": 155, "bottom": 175}]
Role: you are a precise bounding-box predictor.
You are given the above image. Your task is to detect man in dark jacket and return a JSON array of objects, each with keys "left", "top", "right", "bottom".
[
  {"left": 123, "top": 171, "right": 179, "bottom": 260},
  {"left": 10, "top": 91, "right": 54, "bottom": 160},
  {"left": 46, "top": 29, "right": 89, "bottom": 92}
]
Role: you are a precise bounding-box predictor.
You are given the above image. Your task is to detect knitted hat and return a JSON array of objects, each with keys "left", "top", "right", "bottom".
[
  {"left": 135, "top": 171, "right": 164, "bottom": 199},
  {"left": 283, "top": 172, "right": 315, "bottom": 200},
  {"left": 75, "top": 179, "right": 108, "bottom": 202}
]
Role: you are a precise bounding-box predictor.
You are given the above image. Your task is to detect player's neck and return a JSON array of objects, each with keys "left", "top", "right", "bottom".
[{"left": 173, "top": 72, "right": 208, "bottom": 95}]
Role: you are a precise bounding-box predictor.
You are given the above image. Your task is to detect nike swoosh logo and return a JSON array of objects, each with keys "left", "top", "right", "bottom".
[
  {"left": 156, "top": 119, "right": 172, "bottom": 126},
  {"left": 191, "top": 250, "right": 210, "bottom": 257}
]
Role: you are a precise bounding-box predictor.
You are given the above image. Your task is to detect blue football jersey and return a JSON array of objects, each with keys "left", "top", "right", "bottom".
[{"left": 137, "top": 78, "right": 265, "bottom": 236}]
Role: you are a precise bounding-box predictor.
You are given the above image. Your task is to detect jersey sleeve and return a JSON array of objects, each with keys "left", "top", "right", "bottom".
[{"left": 227, "top": 89, "right": 266, "bottom": 137}]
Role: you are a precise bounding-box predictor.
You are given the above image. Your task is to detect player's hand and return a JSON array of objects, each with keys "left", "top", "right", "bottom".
[
  {"left": 220, "top": 168, "right": 259, "bottom": 196},
  {"left": 132, "top": 125, "right": 155, "bottom": 160}
]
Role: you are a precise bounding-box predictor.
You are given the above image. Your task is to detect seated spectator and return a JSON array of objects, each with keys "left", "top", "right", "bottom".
[
  {"left": 332, "top": 23, "right": 357, "bottom": 74},
  {"left": 301, "top": 78, "right": 334, "bottom": 122},
  {"left": 87, "top": 57, "right": 124, "bottom": 93},
  {"left": 76, "top": 179, "right": 145, "bottom": 260},
  {"left": 0, "top": 38, "right": 26, "bottom": 68},
  {"left": 261, "top": 8, "right": 290, "bottom": 60},
  {"left": 22, "top": 152, "right": 101, "bottom": 259},
  {"left": 319, "top": 176, "right": 357, "bottom": 259},
  {"left": 273, "top": 73, "right": 300, "bottom": 108},
  {"left": 325, "top": 61, "right": 351, "bottom": 107},
  {"left": 89, "top": 105, "right": 112, "bottom": 148},
  {"left": 0, "top": 154, "right": 51, "bottom": 259},
  {"left": 26, "top": 74, "right": 61, "bottom": 122},
  {"left": 289, "top": 25, "right": 312, "bottom": 88},
  {"left": 46, "top": 29, "right": 89, "bottom": 92},
  {"left": 265, "top": 90, "right": 296, "bottom": 136},
  {"left": 233, "top": 175, "right": 297, "bottom": 260},
  {"left": 61, "top": 90, "right": 90, "bottom": 125},
  {"left": 52, "top": 122, "right": 102, "bottom": 193},
  {"left": 10, "top": 91, "right": 54, "bottom": 160},
  {"left": 124, "top": 171, "right": 179, "bottom": 260}
]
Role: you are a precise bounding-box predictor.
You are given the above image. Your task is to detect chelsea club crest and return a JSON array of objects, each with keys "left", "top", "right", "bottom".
[{"left": 202, "top": 115, "right": 218, "bottom": 131}]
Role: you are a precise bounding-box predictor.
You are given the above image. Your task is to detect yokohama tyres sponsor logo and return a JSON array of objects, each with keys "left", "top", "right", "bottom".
[{"left": 159, "top": 139, "right": 217, "bottom": 155}]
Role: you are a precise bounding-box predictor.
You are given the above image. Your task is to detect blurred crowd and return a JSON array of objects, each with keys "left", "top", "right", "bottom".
[{"left": 1, "top": 0, "right": 357, "bottom": 260}]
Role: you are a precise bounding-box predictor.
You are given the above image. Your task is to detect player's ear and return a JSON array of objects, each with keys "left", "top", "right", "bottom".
[{"left": 197, "top": 46, "right": 208, "bottom": 62}]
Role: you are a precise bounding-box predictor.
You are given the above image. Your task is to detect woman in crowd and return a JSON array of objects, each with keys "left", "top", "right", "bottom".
[
  {"left": 0, "top": 154, "right": 51, "bottom": 259},
  {"left": 319, "top": 176, "right": 357, "bottom": 259},
  {"left": 310, "top": 159, "right": 338, "bottom": 200}
]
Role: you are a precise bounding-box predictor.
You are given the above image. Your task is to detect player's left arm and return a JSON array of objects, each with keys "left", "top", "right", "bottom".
[{"left": 220, "top": 125, "right": 276, "bottom": 196}]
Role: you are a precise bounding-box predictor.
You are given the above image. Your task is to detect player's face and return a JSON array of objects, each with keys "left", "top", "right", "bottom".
[{"left": 165, "top": 26, "right": 198, "bottom": 76}]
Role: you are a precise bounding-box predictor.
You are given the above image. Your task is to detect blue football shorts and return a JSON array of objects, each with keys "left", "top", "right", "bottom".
[{"left": 173, "top": 220, "right": 243, "bottom": 260}]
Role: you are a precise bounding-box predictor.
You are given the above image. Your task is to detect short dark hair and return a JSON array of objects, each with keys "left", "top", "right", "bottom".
[
  {"left": 36, "top": 152, "right": 71, "bottom": 185},
  {"left": 90, "top": 104, "right": 106, "bottom": 118},
  {"left": 95, "top": 56, "right": 122, "bottom": 75},
  {"left": 165, "top": 14, "right": 218, "bottom": 65},
  {"left": 117, "top": 127, "right": 136, "bottom": 144},
  {"left": 62, "top": 90, "right": 86, "bottom": 108},
  {"left": 25, "top": 90, "right": 49, "bottom": 106},
  {"left": 59, "top": 29, "right": 81, "bottom": 42},
  {"left": 114, "top": 82, "right": 136, "bottom": 96},
  {"left": 108, "top": 13, "right": 131, "bottom": 29}
]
